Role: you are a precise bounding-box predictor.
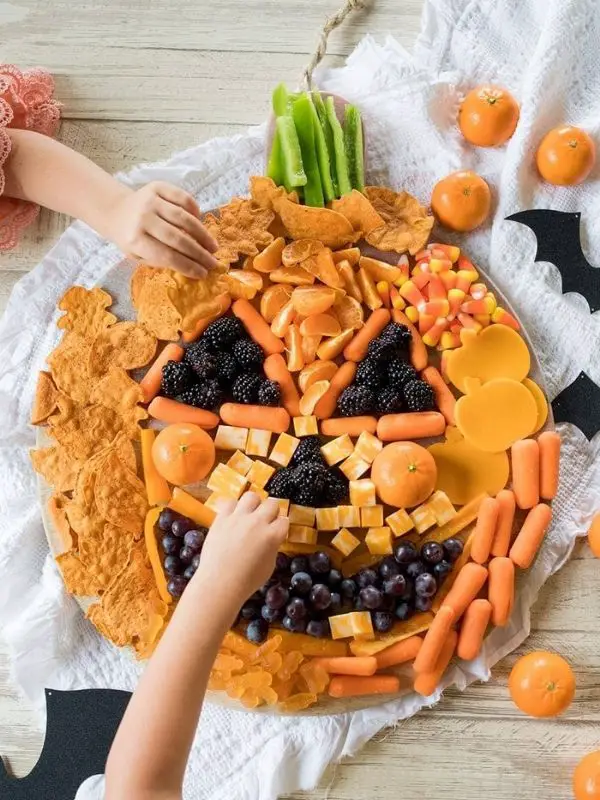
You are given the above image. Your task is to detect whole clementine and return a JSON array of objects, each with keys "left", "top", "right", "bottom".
[
  {"left": 371, "top": 442, "right": 437, "bottom": 507},
  {"left": 459, "top": 85, "right": 520, "bottom": 147},
  {"left": 574, "top": 751, "right": 600, "bottom": 800},
  {"left": 152, "top": 423, "right": 215, "bottom": 486},
  {"left": 536, "top": 126, "right": 595, "bottom": 185},
  {"left": 431, "top": 170, "right": 491, "bottom": 232},
  {"left": 588, "top": 513, "right": 600, "bottom": 558},
  {"left": 509, "top": 651, "right": 575, "bottom": 718}
]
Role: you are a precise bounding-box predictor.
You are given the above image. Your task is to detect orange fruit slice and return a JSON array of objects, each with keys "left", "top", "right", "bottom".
[
  {"left": 224, "top": 270, "right": 263, "bottom": 300},
  {"left": 299, "top": 313, "right": 341, "bottom": 338},
  {"left": 302, "top": 249, "right": 344, "bottom": 289},
  {"left": 316, "top": 328, "right": 354, "bottom": 360},
  {"left": 270, "top": 266, "right": 315, "bottom": 285},
  {"left": 271, "top": 300, "right": 297, "bottom": 338},
  {"left": 359, "top": 255, "right": 404, "bottom": 284},
  {"left": 298, "top": 360, "right": 338, "bottom": 393},
  {"left": 301, "top": 334, "right": 321, "bottom": 364},
  {"left": 282, "top": 239, "right": 324, "bottom": 266},
  {"left": 299, "top": 380, "right": 331, "bottom": 416},
  {"left": 332, "top": 247, "right": 361, "bottom": 266},
  {"left": 337, "top": 260, "right": 363, "bottom": 302},
  {"left": 253, "top": 237, "right": 286, "bottom": 273},
  {"left": 333, "top": 295, "right": 364, "bottom": 331},
  {"left": 356, "top": 267, "right": 383, "bottom": 311},
  {"left": 260, "top": 284, "right": 292, "bottom": 323},
  {"left": 285, "top": 324, "right": 304, "bottom": 372},
  {"left": 291, "top": 286, "right": 336, "bottom": 316}
]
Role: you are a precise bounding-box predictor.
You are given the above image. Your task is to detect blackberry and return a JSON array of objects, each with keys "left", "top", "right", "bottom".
[
  {"left": 366, "top": 337, "right": 395, "bottom": 362},
  {"left": 266, "top": 468, "right": 295, "bottom": 500},
  {"left": 233, "top": 339, "right": 264, "bottom": 370},
  {"left": 387, "top": 358, "right": 418, "bottom": 389},
  {"left": 380, "top": 322, "right": 412, "bottom": 350},
  {"left": 377, "top": 386, "right": 404, "bottom": 414},
  {"left": 231, "top": 372, "right": 261, "bottom": 404},
  {"left": 185, "top": 348, "right": 217, "bottom": 380},
  {"left": 179, "top": 379, "right": 222, "bottom": 411},
  {"left": 337, "top": 385, "right": 375, "bottom": 416},
  {"left": 291, "top": 462, "right": 328, "bottom": 506},
  {"left": 290, "top": 435, "right": 325, "bottom": 466},
  {"left": 403, "top": 378, "right": 436, "bottom": 412},
  {"left": 257, "top": 380, "right": 281, "bottom": 407},
  {"left": 323, "top": 467, "right": 348, "bottom": 505},
  {"left": 160, "top": 360, "right": 194, "bottom": 398},
  {"left": 214, "top": 352, "right": 238, "bottom": 386},
  {"left": 202, "top": 316, "right": 245, "bottom": 352},
  {"left": 355, "top": 358, "right": 384, "bottom": 390}
]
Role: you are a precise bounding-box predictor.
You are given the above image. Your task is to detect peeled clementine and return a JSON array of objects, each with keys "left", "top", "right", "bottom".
[
  {"left": 298, "top": 360, "right": 338, "bottom": 393},
  {"left": 574, "top": 751, "right": 600, "bottom": 800},
  {"left": 152, "top": 423, "right": 215, "bottom": 486},
  {"left": 260, "top": 284, "right": 292, "bottom": 323},
  {"left": 431, "top": 170, "right": 491, "bottom": 232},
  {"left": 509, "top": 651, "right": 575, "bottom": 718},
  {"left": 333, "top": 294, "right": 365, "bottom": 331},
  {"left": 299, "top": 313, "right": 341, "bottom": 338},
  {"left": 291, "top": 286, "right": 337, "bottom": 316},
  {"left": 459, "top": 84, "right": 520, "bottom": 147},
  {"left": 536, "top": 126, "right": 595, "bottom": 185},
  {"left": 224, "top": 269, "right": 263, "bottom": 300},
  {"left": 371, "top": 442, "right": 437, "bottom": 507},
  {"left": 299, "top": 380, "right": 331, "bottom": 416}
]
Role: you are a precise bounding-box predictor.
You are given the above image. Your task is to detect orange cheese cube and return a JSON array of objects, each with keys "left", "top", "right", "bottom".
[
  {"left": 386, "top": 508, "right": 414, "bottom": 538},
  {"left": 276, "top": 498, "right": 290, "bottom": 517},
  {"left": 321, "top": 434, "right": 354, "bottom": 466},
  {"left": 289, "top": 504, "right": 316, "bottom": 526},
  {"left": 331, "top": 527, "right": 361, "bottom": 557},
  {"left": 315, "top": 507, "right": 339, "bottom": 531},
  {"left": 246, "top": 460, "right": 275, "bottom": 489},
  {"left": 214, "top": 425, "right": 248, "bottom": 451},
  {"left": 354, "top": 431, "right": 383, "bottom": 464},
  {"left": 410, "top": 502, "right": 437, "bottom": 534},
  {"left": 246, "top": 428, "right": 272, "bottom": 458},
  {"left": 426, "top": 490, "right": 457, "bottom": 526},
  {"left": 329, "top": 611, "right": 375, "bottom": 640},
  {"left": 351, "top": 611, "right": 375, "bottom": 639},
  {"left": 226, "top": 450, "right": 254, "bottom": 476},
  {"left": 293, "top": 415, "right": 318, "bottom": 437},
  {"left": 205, "top": 491, "right": 226, "bottom": 513},
  {"left": 287, "top": 525, "right": 318, "bottom": 545},
  {"left": 270, "top": 432, "right": 300, "bottom": 466},
  {"left": 349, "top": 479, "right": 376, "bottom": 507},
  {"left": 248, "top": 484, "right": 268, "bottom": 501},
  {"left": 361, "top": 505, "right": 384, "bottom": 527},
  {"left": 365, "top": 526, "right": 392, "bottom": 555},
  {"left": 339, "top": 452, "right": 370, "bottom": 480},
  {"left": 207, "top": 463, "right": 248, "bottom": 499},
  {"left": 338, "top": 505, "right": 361, "bottom": 528}
]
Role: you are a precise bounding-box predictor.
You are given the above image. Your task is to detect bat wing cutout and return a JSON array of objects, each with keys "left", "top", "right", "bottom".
[
  {"left": 552, "top": 371, "right": 600, "bottom": 440},
  {"left": 0, "top": 688, "right": 130, "bottom": 800},
  {"left": 507, "top": 210, "right": 600, "bottom": 313}
]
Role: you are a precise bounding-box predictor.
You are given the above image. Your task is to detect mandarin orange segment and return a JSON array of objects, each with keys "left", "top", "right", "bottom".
[
  {"left": 356, "top": 267, "right": 384, "bottom": 310},
  {"left": 299, "top": 380, "right": 331, "bottom": 416},
  {"left": 299, "top": 313, "right": 341, "bottom": 338},
  {"left": 291, "top": 286, "right": 337, "bottom": 316},
  {"left": 271, "top": 300, "right": 296, "bottom": 338},
  {"left": 334, "top": 294, "right": 365, "bottom": 330},
  {"left": 300, "top": 334, "right": 321, "bottom": 364},
  {"left": 278, "top": 692, "right": 319, "bottom": 712},
  {"left": 338, "top": 260, "right": 363, "bottom": 302},
  {"left": 285, "top": 324, "right": 305, "bottom": 372},
  {"left": 260, "top": 284, "right": 292, "bottom": 323},
  {"left": 299, "top": 662, "right": 330, "bottom": 694},
  {"left": 298, "top": 360, "right": 338, "bottom": 393},
  {"left": 223, "top": 270, "right": 263, "bottom": 300},
  {"left": 316, "top": 328, "right": 354, "bottom": 360}
]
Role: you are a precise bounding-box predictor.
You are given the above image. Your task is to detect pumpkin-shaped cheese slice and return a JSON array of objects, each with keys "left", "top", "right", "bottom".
[{"left": 446, "top": 325, "right": 530, "bottom": 393}]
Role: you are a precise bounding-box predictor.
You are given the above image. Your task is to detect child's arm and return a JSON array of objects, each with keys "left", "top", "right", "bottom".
[
  {"left": 3, "top": 128, "right": 219, "bottom": 276},
  {"left": 104, "top": 493, "right": 289, "bottom": 800}
]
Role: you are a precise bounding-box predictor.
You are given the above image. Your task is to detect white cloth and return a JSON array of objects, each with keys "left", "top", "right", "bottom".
[{"left": 2, "top": 0, "right": 600, "bottom": 797}]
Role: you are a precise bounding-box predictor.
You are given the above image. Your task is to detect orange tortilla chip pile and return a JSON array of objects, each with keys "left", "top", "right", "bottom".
[{"left": 364, "top": 186, "right": 434, "bottom": 255}]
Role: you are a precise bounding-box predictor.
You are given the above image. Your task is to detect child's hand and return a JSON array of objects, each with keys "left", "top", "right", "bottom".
[
  {"left": 106, "top": 181, "right": 220, "bottom": 277},
  {"left": 194, "top": 493, "right": 289, "bottom": 608}
]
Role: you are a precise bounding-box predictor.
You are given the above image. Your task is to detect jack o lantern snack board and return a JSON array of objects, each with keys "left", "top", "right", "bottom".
[{"left": 31, "top": 169, "right": 561, "bottom": 714}]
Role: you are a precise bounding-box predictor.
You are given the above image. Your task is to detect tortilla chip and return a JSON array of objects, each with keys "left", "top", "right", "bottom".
[
  {"left": 250, "top": 176, "right": 298, "bottom": 211},
  {"left": 89, "top": 368, "right": 148, "bottom": 439},
  {"left": 331, "top": 190, "right": 384, "bottom": 235},
  {"left": 47, "top": 493, "right": 77, "bottom": 553},
  {"left": 78, "top": 523, "right": 135, "bottom": 593},
  {"left": 364, "top": 186, "right": 434, "bottom": 255},
  {"left": 274, "top": 197, "right": 358, "bottom": 249},
  {"left": 281, "top": 239, "right": 325, "bottom": 266},
  {"left": 31, "top": 371, "right": 59, "bottom": 425},
  {"left": 203, "top": 197, "right": 274, "bottom": 267},
  {"left": 94, "top": 450, "right": 148, "bottom": 535},
  {"left": 30, "top": 446, "right": 84, "bottom": 492},
  {"left": 131, "top": 265, "right": 171, "bottom": 309},
  {"left": 56, "top": 551, "right": 103, "bottom": 596},
  {"left": 136, "top": 272, "right": 182, "bottom": 341},
  {"left": 47, "top": 332, "right": 94, "bottom": 404},
  {"left": 48, "top": 404, "right": 123, "bottom": 461},
  {"left": 168, "top": 272, "right": 227, "bottom": 332},
  {"left": 89, "top": 321, "right": 157, "bottom": 375},
  {"left": 57, "top": 286, "right": 117, "bottom": 338}
]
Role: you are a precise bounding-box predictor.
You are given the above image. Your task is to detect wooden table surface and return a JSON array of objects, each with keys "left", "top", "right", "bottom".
[{"left": 1, "top": 1, "right": 598, "bottom": 797}]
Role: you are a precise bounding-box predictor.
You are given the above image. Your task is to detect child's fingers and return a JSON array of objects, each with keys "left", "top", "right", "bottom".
[
  {"left": 153, "top": 181, "right": 201, "bottom": 218},
  {"left": 214, "top": 497, "right": 236, "bottom": 517},
  {"left": 236, "top": 492, "right": 262, "bottom": 513},
  {"left": 254, "top": 497, "right": 280, "bottom": 524},
  {"left": 267, "top": 515, "right": 289, "bottom": 544},
  {"left": 156, "top": 197, "right": 219, "bottom": 254},
  {"left": 147, "top": 217, "right": 218, "bottom": 271},
  {"left": 137, "top": 236, "right": 207, "bottom": 278}
]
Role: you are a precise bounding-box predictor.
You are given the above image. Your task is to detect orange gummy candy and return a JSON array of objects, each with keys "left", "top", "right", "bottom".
[
  {"left": 272, "top": 677, "right": 294, "bottom": 701},
  {"left": 222, "top": 630, "right": 257, "bottom": 660},
  {"left": 277, "top": 650, "right": 304, "bottom": 682},
  {"left": 257, "top": 685, "right": 279, "bottom": 706},
  {"left": 259, "top": 651, "right": 283, "bottom": 675},
  {"left": 213, "top": 654, "right": 244, "bottom": 673},
  {"left": 251, "top": 635, "right": 283, "bottom": 663},
  {"left": 278, "top": 692, "right": 318, "bottom": 712},
  {"left": 299, "top": 661, "right": 330, "bottom": 694},
  {"left": 226, "top": 669, "right": 273, "bottom": 700},
  {"left": 240, "top": 689, "right": 261, "bottom": 709},
  {"left": 208, "top": 671, "right": 229, "bottom": 691}
]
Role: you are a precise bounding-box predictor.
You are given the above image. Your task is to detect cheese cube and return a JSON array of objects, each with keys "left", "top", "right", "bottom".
[
  {"left": 315, "top": 507, "right": 339, "bottom": 531},
  {"left": 339, "top": 452, "right": 370, "bottom": 480},
  {"left": 289, "top": 504, "right": 316, "bottom": 526},
  {"left": 246, "top": 460, "right": 275, "bottom": 489},
  {"left": 331, "top": 527, "right": 361, "bottom": 557},
  {"left": 386, "top": 508, "right": 415, "bottom": 538},
  {"left": 410, "top": 502, "right": 437, "bottom": 534},
  {"left": 361, "top": 505, "right": 383, "bottom": 527},
  {"left": 226, "top": 450, "right": 254, "bottom": 476},
  {"left": 269, "top": 432, "right": 300, "bottom": 466},
  {"left": 337, "top": 506, "right": 361, "bottom": 528},
  {"left": 214, "top": 425, "right": 248, "bottom": 451},
  {"left": 354, "top": 431, "right": 383, "bottom": 464},
  {"left": 365, "top": 526, "right": 393, "bottom": 555},
  {"left": 426, "top": 490, "right": 457, "bottom": 526},
  {"left": 205, "top": 491, "right": 226, "bottom": 512},
  {"left": 293, "top": 415, "right": 318, "bottom": 437},
  {"left": 287, "top": 525, "right": 318, "bottom": 545},
  {"left": 249, "top": 484, "right": 268, "bottom": 501},
  {"left": 349, "top": 479, "right": 376, "bottom": 507},
  {"left": 351, "top": 611, "right": 375, "bottom": 639},
  {"left": 330, "top": 611, "right": 375, "bottom": 640},
  {"left": 246, "top": 428, "right": 272, "bottom": 458},
  {"left": 321, "top": 434, "right": 354, "bottom": 466},
  {"left": 207, "top": 463, "right": 248, "bottom": 499},
  {"left": 275, "top": 498, "right": 290, "bottom": 517}
]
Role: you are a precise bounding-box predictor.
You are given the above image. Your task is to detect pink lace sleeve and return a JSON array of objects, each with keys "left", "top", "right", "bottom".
[{"left": 0, "top": 65, "right": 62, "bottom": 252}]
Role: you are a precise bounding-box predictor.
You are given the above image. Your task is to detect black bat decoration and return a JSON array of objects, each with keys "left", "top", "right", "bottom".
[
  {"left": 552, "top": 371, "right": 600, "bottom": 440},
  {"left": 506, "top": 210, "right": 600, "bottom": 313},
  {"left": 0, "top": 688, "right": 131, "bottom": 800}
]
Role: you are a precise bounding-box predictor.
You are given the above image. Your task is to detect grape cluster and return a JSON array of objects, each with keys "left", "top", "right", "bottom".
[{"left": 156, "top": 508, "right": 208, "bottom": 597}]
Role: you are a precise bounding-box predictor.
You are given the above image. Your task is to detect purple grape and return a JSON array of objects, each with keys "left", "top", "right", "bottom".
[
  {"left": 329, "top": 592, "right": 342, "bottom": 613},
  {"left": 259, "top": 578, "right": 278, "bottom": 596},
  {"left": 415, "top": 595, "right": 433, "bottom": 612},
  {"left": 290, "top": 556, "right": 309, "bottom": 574},
  {"left": 275, "top": 552, "right": 291, "bottom": 572},
  {"left": 359, "top": 586, "right": 383, "bottom": 610},
  {"left": 415, "top": 573, "right": 437, "bottom": 598},
  {"left": 161, "top": 535, "right": 180, "bottom": 555},
  {"left": 282, "top": 615, "right": 307, "bottom": 633},
  {"left": 171, "top": 517, "right": 195, "bottom": 538},
  {"left": 286, "top": 597, "right": 307, "bottom": 620},
  {"left": 384, "top": 574, "right": 407, "bottom": 597},
  {"left": 340, "top": 578, "right": 357, "bottom": 599},
  {"left": 354, "top": 596, "right": 366, "bottom": 611},
  {"left": 157, "top": 508, "right": 178, "bottom": 531},
  {"left": 265, "top": 584, "right": 289, "bottom": 610},
  {"left": 395, "top": 601, "right": 415, "bottom": 621},
  {"left": 379, "top": 592, "right": 395, "bottom": 612},
  {"left": 179, "top": 546, "right": 196, "bottom": 565},
  {"left": 191, "top": 553, "right": 201, "bottom": 570},
  {"left": 443, "top": 538, "right": 464, "bottom": 563},
  {"left": 310, "top": 584, "right": 332, "bottom": 610},
  {"left": 421, "top": 541, "right": 444, "bottom": 565},
  {"left": 401, "top": 577, "right": 415, "bottom": 601},
  {"left": 164, "top": 555, "right": 181, "bottom": 576},
  {"left": 394, "top": 541, "right": 418, "bottom": 565},
  {"left": 306, "top": 619, "right": 328, "bottom": 638},
  {"left": 328, "top": 568, "right": 342, "bottom": 587},
  {"left": 309, "top": 551, "right": 331, "bottom": 575},
  {"left": 379, "top": 556, "right": 401, "bottom": 580},
  {"left": 183, "top": 565, "right": 196, "bottom": 581},
  {"left": 240, "top": 602, "right": 261, "bottom": 620},
  {"left": 246, "top": 618, "right": 269, "bottom": 643},
  {"left": 290, "top": 571, "right": 312, "bottom": 596},
  {"left": 184, "top": 529, "right": 205, "bottom": 551},
  {"left": 373, "top": 611, "right": 394, "bottom": 633},
  {"left": 433, "top": 560, "right": 453, "bottom": 581},
  {"left": 261, "top": 605, "right": 281, "bottom": 623},
  {"left": 406, "top": 560, "right": 427, "bottom": 579},
  {"left": 356, "top": 568, "right": 378, "bottom": 588},
  {"left": 167, "top": 575, "right": 187, "bottom": 597}
]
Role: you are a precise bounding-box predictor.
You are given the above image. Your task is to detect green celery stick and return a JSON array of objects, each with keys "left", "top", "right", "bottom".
[
  {"left": 325, "top": 96, "right": 351, "bottom": 197},
  {"left": 276, "top": 115, "right": 307, "bottom": 188},
  {"left": 312, "top": 91, "right": 338, "bottom": 196},
  {"left": 344, "top": 105, "right": 365, "bottom": 192},
  {"left": 292, "top": 94, "right": 324, "bottom": 207},
  {"left": 307, "top": 96, "right": 335, "bottom": 203}
]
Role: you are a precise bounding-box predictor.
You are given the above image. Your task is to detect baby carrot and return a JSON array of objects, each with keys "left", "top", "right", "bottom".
[
  {"left": 471, "top": 497, "right": 500, "bottom": 564},
  {"left": 321, "top": 416, "right": 378, "bottom": 437},
  {"left": 414, "top": 605, "right": 456, "bottom": 674},
  {"left": 538, "top": 431, "right": 561, "bottom": 500},
  {"left": 488, "top": 557, "right": 515, "bottom": 627},
  {"left": 374, "top": 636, "right": 423, "bottom": 670},
  {"left": 491, "top": 489, "right": 516, "bottom": 558},
  {"left": 220, "top": 403, "right": 290, "bottom": 433},
  {"left": 392, "top": 308, "right": 428, "bottom": 370},
  {"left": 457, "top": 599, "right": 492, "bottom": 661},
  {"left": 443, "top": 562, "right": 488, "bottom": 619},
  {"left": 511, "top": 439, "right": 540, "bottom": 509},
  {"left": 328, "top": 674, "right": 400, "bottom": 698},
  {"left": 139, "top": 343, "right": 184, "bottom": 404},
  {"left": 148, "top": 397, "right": 219, "bottom": 429},
  {"left": 232, "top": 298, "right": 285, "bottom": 355},
  {"left": 314, "top": 361, "right": 357, "bottom": 419},
  {"left": 263, "top": 353, "right": 301, "bottom": 417},
  {"left": 509, "top": 503, "right": 553, "bottom": 569},
  {"left": 312, "top": 656, "right": 377, "bottom": 676},
  {"left": 140, "top": 428, "right": 171, "bottom": 506},
  {"left": 376, "top": 411, "right": 446, "bottom": 441},
  {"left": 422, "top": 366, "right": 456, "bottom": 425},
  {"left": 413, "top": 630, "right": 458, "bottom": 696},
  {"left": 343, "top": 308, "right": 390, "bottom": 362}
]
